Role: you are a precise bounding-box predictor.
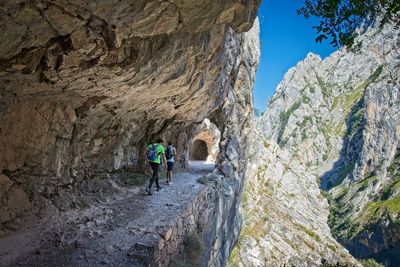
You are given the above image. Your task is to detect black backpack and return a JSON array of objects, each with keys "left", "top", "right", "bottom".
[{"left": 166, "top": 147, "right": 174, "bottom": 160}]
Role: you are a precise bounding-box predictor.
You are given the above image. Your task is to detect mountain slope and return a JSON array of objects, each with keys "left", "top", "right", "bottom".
[{"left": 231, "top": 19, "right": 399, "bottom": 266}]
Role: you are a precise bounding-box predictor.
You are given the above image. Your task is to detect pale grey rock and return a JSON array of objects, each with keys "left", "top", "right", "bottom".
[
  {"left": 232, "top": 19, "right": 399, "bottom": 267},
  {"left": 190, "top": 118, "right": 221, "bottom": 162}
]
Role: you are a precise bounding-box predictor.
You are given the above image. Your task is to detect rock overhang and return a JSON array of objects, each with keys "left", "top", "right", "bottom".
[
  {"left": 0, "top": 4, "right": 261, "bottom": 264},
  {"left": 0, "top": 0, "right": 261, "bottom": 173}
]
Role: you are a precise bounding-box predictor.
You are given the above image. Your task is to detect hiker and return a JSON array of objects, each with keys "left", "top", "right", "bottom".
[
  {"left": 146, "top": 138, "right": 167, "bottom": 195},
  {"left": 165, "top": 141, "right": 177, "bottom": 184}
]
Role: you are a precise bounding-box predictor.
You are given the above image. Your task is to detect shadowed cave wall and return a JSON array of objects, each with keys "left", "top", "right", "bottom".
[{"left": 190, "top": 140, "right": 209, "bottom": 161}]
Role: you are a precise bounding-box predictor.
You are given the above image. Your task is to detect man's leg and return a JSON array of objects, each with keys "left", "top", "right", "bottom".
[
  {"left": 148, "top": 162, "right": 159, "bottom": 189},
  {"left": 167, "top": 162, "right": 174, "bottom": 183},
  {"left": 155, "top": 163, "right": 160, "bottom": 189}
]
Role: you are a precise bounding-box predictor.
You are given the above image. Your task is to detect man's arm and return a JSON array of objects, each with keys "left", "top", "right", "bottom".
[{"left": 162, "top": 154, "right": 167, "bottom": 167}]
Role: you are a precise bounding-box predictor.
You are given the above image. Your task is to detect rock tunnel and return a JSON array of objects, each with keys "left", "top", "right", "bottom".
[
  {"left": 189, "top": 118, "right": 221, "bottom": 162},
  {"left": 0, "top": 1, "right": 260, "bottom": 266},
  {"left": 190, "top": 140, "right": 209, "bottom": 161}
]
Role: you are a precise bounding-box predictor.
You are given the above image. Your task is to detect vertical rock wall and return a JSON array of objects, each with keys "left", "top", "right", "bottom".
[
  {"left": 201, "top": 21, "right": 260, "bottom": 266},
  {"left": 231, "top": 19, "right": 399, "bottom": 266}
]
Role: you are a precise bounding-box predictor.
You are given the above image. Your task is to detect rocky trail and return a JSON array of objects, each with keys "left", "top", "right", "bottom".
[{"left": 0, "top": 162, "right": 215, "bottom": 267}]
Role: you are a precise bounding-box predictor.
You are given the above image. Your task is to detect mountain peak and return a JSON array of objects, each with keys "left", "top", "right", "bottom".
[{"left": 302, "top": 52, "right": 322, "bottom": 65}]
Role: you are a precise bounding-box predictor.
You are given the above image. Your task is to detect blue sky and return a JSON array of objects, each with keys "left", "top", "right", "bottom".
[{"left": 253, "top": 0, "right": 337, "bottom": 112}]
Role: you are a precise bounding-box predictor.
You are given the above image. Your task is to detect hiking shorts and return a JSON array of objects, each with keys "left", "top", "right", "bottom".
[{"left": 167, "top": 162, "right": 174, "bottom": 171}]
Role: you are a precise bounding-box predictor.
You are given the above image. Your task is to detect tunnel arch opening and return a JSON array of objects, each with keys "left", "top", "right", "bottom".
[
  {"left": 189, "top": 139, "right": 209, "bottom": 161},
  {"left": 187, "top": 118, "right": 221, "bottom": 171}
]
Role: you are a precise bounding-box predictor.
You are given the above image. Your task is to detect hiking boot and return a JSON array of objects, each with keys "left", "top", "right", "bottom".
[
  {"left": 145, "top": 187, "right": 152, "bottom": 195},
  {"left": 156, "top": 186, "right": 162, "bottom": 191}
]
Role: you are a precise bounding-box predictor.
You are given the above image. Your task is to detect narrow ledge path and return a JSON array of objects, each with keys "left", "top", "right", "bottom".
[{"left": 0, "top": 161, "right": 215, "bottom": 267}]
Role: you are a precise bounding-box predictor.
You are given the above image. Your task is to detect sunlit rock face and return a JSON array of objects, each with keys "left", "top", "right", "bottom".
[
  {"left": 231, "top": 20, "right": 399, "bottom": 266},
  {"left": 0, "top": 1, "right": 260, "bottom": 265},
  {"left": 189, "top": 118, "right": 221, "bottom": 162}
]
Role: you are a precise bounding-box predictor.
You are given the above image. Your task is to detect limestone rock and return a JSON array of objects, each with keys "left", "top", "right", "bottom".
[
  {"left": 231, "top": 19, "right": 399, "bottom": 266},
  {"left": 0, "top": 1, "right": 260, "bottom": 266},
  {"left": 190, "top": 119, "right": 221, "bottom": 162}
]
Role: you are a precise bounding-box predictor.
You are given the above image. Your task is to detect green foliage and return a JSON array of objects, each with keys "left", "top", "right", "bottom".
[
  {"left": 328, "top": 148, "right": 400, "bottom": 242},
  {"left": 336, "top": 164, "right": 354, "bottom": 188},
  {"left": 330, "top": 96, "right": 339, "bottom": 110},
  {"left": 335, "top": 122, "right": 345, "bottom": 137},
  {"left": 327, "top": 244, "right": 337, "bottom": 252},
  {"left": 277, "top": 101, "right": 301, "bottom": 145},
  {"left": 360, "top": 259, "right": 384, "bottom": 267},
  {"left": 368, "top": 65, "right": 384, "bottom": 83},
  {"left": 240, "top": 219, "right": 266, "bottom": 242},
  {"left": 263, "top": 140, "right": 270, "bottom": 149},
  {"left": 304, "top": 116, "right": 313, "bottom": 127},
  {"left": 321, "top": 260, "right": 358, "bottom": 267},
  {"left": 342, "top": 83, "right": 365, "bottom": 111},
  {"left": 316, "top": 74, "right": 332, "bottom": 100},
  {"left": 366, "top": 195, "right": 400, "bottom": 217},
  {"left": 328, "top": 169, "right": 400, "bottom": 241},
  {"left": 327, "top": 197, "right": 385, "bottom": 240},
  {"left": 338, "top": 196, "right": 399, "bottom": 240},
  {"left": 387, "top": 162, "right": 397, "bottom": 174},
  {"left": 320, "top": 121, "right": 334, "bottom": 161},
  {"left": 298, "top": 224, "right": 321, "bottom": 242},
  {"left": 228, "top": 246, "right": 241, "bottom": 266},
  {"left": 328, "top": 190, "right": 351, "bottom": 238},
  {"left": 387, "top": 149, "right": 400, "bottom": 175},
  {"left": 330, "top": 65, "right": 382, "bottom": 115},
  {"left": 302, "top": 94, "right": 312, "bottom": 104},
  {"left": 380, "top": 150, "right": 400, "bottom": 199},
  {"left": 299, "top": 116, "right": 312, "bottom": 141},
  {"left": 336, "top": 187, "right": 349, "bottom": 201},
  {"left": 356, "top": 179, "right": 370, "bottom": 192},
  {"left": 349, "top": 109, "right": 364, "bottom": 136},
  {"left": 298, "top": 0, "right": 400, "bottom": 47},
  {"left": 301, "top": 129, "right": 308, "bottom": 141}
]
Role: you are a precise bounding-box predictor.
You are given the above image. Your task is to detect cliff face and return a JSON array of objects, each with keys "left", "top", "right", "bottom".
[
  {"left": 231, "top": 20, "right": 399, "bottom": 266},
  {"left": 0, "top": 1, "right": 260, "bottom": 265}
]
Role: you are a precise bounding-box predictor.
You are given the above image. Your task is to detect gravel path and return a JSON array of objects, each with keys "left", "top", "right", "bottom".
[{"left": 0, "top": 162, "right": 214, "bottom": 267}]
